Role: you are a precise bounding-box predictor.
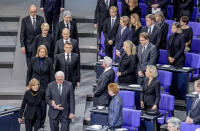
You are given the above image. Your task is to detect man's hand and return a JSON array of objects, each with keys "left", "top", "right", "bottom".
[
  {"left": 54, "top": 104, "right": 64, "bottom": 110},
  {"left": 18, "top": 118, "right": 23, "bottom": 124},
  {"left": 151, "top": 105, "right": 157, "bottom": 110},
  {"left": 141, "top": 101, "right": 144, "bottom": 109},
  {"left": 108, "top": 40, "right": 113, "bottom": 45},
  {"left": 69, "top": 113, "right": 75, "bottom": 119},
  {"left": 138, "top": 71, "right": 144, "bottom": 77},
  {"left": 117, "top": 71, "right": 121, "bottom": 76},
  {"left": 168, "top": 57, "right": 174, "bottom": 63},
  {"left": 116, "top": 50, "right": 121, "bottom": 57},
  {"left": 60, "top": 8, "right": 64, "bottom": 12},
  {"left": 186, "top": 116, "right": 193, "bottom": 124},
  {"left": 21, "top": 47, "right": 26, "bottom": 54},
  {"left": 94, "top": 24, "right": 98, "bottom": 29},
  {"left": 76, "top": 82, "right": 80, "bottom": 88}
]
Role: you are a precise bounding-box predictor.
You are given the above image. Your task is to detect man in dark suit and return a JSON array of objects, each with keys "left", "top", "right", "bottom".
[
  {"left": 177, "top": 0, "right": 194, "bottom": 20},
  {"left": 93, "top": 56, "right": 115, "bottom": 107},
  {"left": 54, "top": 28, "right": 80, "bottom": 58},
  {"left": 146, "top": 0, "right": 168, "bottom": 16},
  {"left": 137, "top": 32, "right": 158, "bottom": 85},
  {"left": 103, "top": 6, "right": 120, "bottom": 58},
  {"left": 20, "top": 4, "right": 44, "bottom": 66},
  {"left": 186, "top": 80, "right": 200, "bottom": 124},
  {"left": 94, "top": 0, "right": 117, "bottom": 36},
  {"left": 55, "top": 10, "right": 78, "bottom": 42},
  {"left": 46, "top": 71, "right": 75, "bottom": 131},
  {"left": 141, "top": 14, "right": 161, "bottom": 49},
  {"left": 40, "top": 0, "right": 64, "bottom": 36},
  {"left": 54, "top": 42, "right": 80, "bottom": 88}
]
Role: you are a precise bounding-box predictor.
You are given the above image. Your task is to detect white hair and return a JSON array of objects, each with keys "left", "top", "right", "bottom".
[
  {"left": 55, "top": 71, "right": 65, "bottom": 78},
  {"left": 103, "top": 56, "right": 112, "bottom": 67},
  {"left": 167, "top": 117, "right": 181, "bottom": 130},
  {"left": 63, "top": 10, "right": 72, "bottom": 17}
]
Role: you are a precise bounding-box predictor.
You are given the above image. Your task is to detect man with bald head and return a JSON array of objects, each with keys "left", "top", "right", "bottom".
[
  {"left": 54, "top": 28, "right": 79, "bottom": 57},
  {"left": 20, "top": 4, "right": 44, "bottom": 66}
]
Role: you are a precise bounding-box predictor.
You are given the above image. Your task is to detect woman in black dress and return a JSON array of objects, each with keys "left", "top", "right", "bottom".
[
  {"left": 155, "top": 11, "right": 169, "bottom": 49},
  {"left": 18, "top": 78, "right": 44, "bottom": 131},
  {"left": 127, "top": 0, "right": 141, "bottom": 18},
  {"left": 180, "top": 16, "right": 193, "bottom": 52},
  {"left": 167, "top": 22, "right": 185, "bottom": 68},
  {"left": 26, "top": 45, "right": 55, "bottom": 126},
  {"left": 32, "top": 23, "right": 55, "bottom": 60},
  {"left": 117, "top": 40, "right": 136, "bottom": 84},
  {"left": 130, "top": 13, "right": 142, "bottom": 46},
  {"left": 140, "top": 65, "right": 160, "bottom": 110}
]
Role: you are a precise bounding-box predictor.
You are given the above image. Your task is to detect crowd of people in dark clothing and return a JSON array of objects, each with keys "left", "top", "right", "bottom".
[{"left": 16, "top": 0, "right": 200, "bottom": 130}]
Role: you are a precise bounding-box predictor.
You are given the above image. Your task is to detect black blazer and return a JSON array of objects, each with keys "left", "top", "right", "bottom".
[
  {"left": 55, "top": 20, "right": 78, "bottom": 41},
  {"left": 167, "top": 33, "right": 185, "bottom": 68},
  {"left": 189, "top": 94, "right": 200, "bottom": 124},
  {"left": 54, "top": 38, "right": 80, "bottom": 57},
  {"left": 93, "top": 68, "right": 115, "bottom": 106},
  {"left": 19, "top": 90, "right": 44, "bottom": 120},
  {"left": 40, "top": 0, "right": 64, "bottom": 12},
  {"left": 54, "top": 52, "right": 80, "bottom": 87},
  {"left": 141, "top": 78, "right": 161, "bottom": 107},
  {"left": 94, "top": 0, "right": 117, "bottom": 28},
  {"left": 20, "top": 15, "right": 44, "bottom": 53},
  {"left": 141, "top": 25, "right": 161, "bottom": 49},
  {"left": 32, "top": 34, "right": 55, "bottom": 59},
  {"left": 121, "top": 0, "right": 128, "bottom": 16},
  {"left": 118, "top": 53, "right": 136, "bottom": 84},
  {"left": 26, "top": 57, "right": 55, "bottom": 90},
  {"left": 156, "top": 22, "right": 169, "bottom": 49},
  {"left": 131, "top": 25, "right": 142, "bottom": 46},
  {"left": 103, "top": 17, "right": 120, "bottom": 45},
  {"left": 126, "top": 6, "right": 141, "bottom": 18},
  {"left": 146, "top": 0, "right": 168, "bottom": 16},
  {"left": 178, "top": 0, "right": 194, "bottom": 18}
]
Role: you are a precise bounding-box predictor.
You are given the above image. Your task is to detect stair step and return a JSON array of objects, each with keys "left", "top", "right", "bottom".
[
  {"left": 80, "top": 52, "right": 97, "bottom": 69},
  {"left": 73, "top": 17, "right": 94, "bottom": 23},
  {"left": 0, "top": 52, "right": 14, "bottom": 68},
  {"left": 77, "top": 23, "right": 96, "bottom": 34},
  {"left": 0, "top": 16, "right": 20, "bottom": 22},
  {"left": 0, "top": 36, "right": 16, "bottom": 52},
  {"left": 0, "top": 22, "right": 19, "bottom": 31}
]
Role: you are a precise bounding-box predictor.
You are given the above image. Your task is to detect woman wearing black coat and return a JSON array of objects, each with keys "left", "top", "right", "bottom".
[
  {"left": 141, "top": 65, "right": 160, "bottom": 110},
  {"left": 127, "top": 0, "right": 141, "bottom": 18},
  {"left": 26, "top": 45, "right": 55, "bottom": 126},
  {"left": 32, "top": 23, "right": 55, "bottom": 60},
  {"left": 18, "top": 78, "right": 44, "bottom": 131},
  {"left": 117, "top": 40, "right": 136, "bottom": 84},
  {"left": 167, "top": 22, "right": 185, "bottom": 68},
  {"left": 155, "top": 11, "right": 169, "bottom": 49}
]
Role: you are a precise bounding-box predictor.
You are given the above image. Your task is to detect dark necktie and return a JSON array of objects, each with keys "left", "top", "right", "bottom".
[
  {"left": 148, "top": 27, "right": 151, "bottom": 35},
  {"left": 67, "top": 54, "right": 70, "bottom": 63},
  {"left": 33, "top": 18, "right": 36, "bottom": 30},
  {"left": 66, "top": 23, "right": 69, "bottom": 29},
  {"left": 111, "top": 19, "right": 114, "bottom": 28},
  {"left": 58, "top": 85, "right": 62, "bottom": 95},
  {"left": 142, "top": 46, "right": 145, "bottom": 53},
  {"left": 106, "top": 0, "right": 109, "bottom": 9}
]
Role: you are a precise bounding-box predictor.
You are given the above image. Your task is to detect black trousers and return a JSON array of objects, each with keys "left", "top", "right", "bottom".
[
  {"left": 49, "top": 113, "right": 70, "bottom": 131},
  {"left": 25, "top": 114, "right": 41, "bottom": 131},
  {"left": 105, "top": 43, "right": 113, "bottom": 58},
  {"left": 25, "top": 52, "right": 32, "bottom": 67},
  {"left": 44, "top": 10, "right": 60, "bottom": 36}
]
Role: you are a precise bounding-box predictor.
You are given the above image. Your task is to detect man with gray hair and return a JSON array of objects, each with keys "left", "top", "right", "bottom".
[
  {"left": 167, "top": 117, "right": 181, "bottom": 131},
  {"left": 46, "top": 71, "right": 75, "bottom": 131},
  {"left": 55, "top": 10, "right": 78, "bottom": 42},
  {"left": 93, "top": 56, "right": 115, "bottom": 107}
]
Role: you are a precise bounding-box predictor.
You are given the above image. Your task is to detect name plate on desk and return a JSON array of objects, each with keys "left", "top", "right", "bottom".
[
  {"left": 156, "top": 64, "right": 195, "bottom": 73},
  {"left": 119, "top": 84, "right": 142, "bottom": 92}
]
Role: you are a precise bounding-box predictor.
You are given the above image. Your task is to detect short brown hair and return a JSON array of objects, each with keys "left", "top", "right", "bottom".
[
  {"left": 139, "top": 32, "right": 149, "bottom": 40},
  {"left": 64, "top": 41, "right": 73, "bottom": 46},
  {"left": 108, "top": 83, "right": 119, "bottom": 94},
  {"left": 120, "top": 16, "right": 130, "bottom": 26},
  {"left": 36, "top": 45, "right": 48, "bottom": 57},
  {"left": 146, "top": 14, "right": 155, "bottom": 22},
  {"left": 172, "top": 22, "right": 182, "bottom": 34},
  {"left": 28, "top": 78, "right": 40, "bottom": 90},
  {"left": 109, "top": 6, "right": 118, "bottom": 13},
  {"left": 180, "top": 16, "right": 190, "bottom": 24}
]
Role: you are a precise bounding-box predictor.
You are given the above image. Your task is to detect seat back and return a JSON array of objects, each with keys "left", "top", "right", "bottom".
[
  {"left": 98, "top": 32, "right": 106, "bottom": 57},
  {"left": 117, "top": 2, "right": 122, "bottom": 16},
  {"left": 157, "top": 70, "right": 172, "bottom": 93},
  {"left": 188, "top": 22, "right": 200, "bottom": 38},
  {"left": 119, "top": 91, "right": 135, "bottom": 109},
  {"left": 180, "top": 122, "right": 200, "bottom": 131},
  {"left": 185, "top": 52, "right": 200, "bottom": 68},
  {"left": 191, "top": 38, "right": 200, "bottom": 53},
  {"left": 141, "top": 18, "right": 146, "bottom": 26},
  {"left": 158, "top": 49, "right": 168, "bottom": 64},
  {"left": 139, "top": 3, "right": 147, "bottom": 18},
  {"left": 165, "top": 19, "right": 175, "bottom": 37},
  {"left": 112, "top": 66, "right": 118, "bottom": 82},
  {"left": 166, "top": 5, "right": 173, "bottom": 19},
  {"left": 122, "top": 108, "right": 141, "bottom": 130},
  {"left": 159, "top": 94, "right": 174, "bottom": 113},
  {"left": 191, "top": 7, "right": 199, "bottom": 22}
]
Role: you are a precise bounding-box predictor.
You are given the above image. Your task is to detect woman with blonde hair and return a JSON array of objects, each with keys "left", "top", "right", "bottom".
[
  {"left": 127, "top": 0, "right": 141, "bottom": 18},
  {"left": 117, "top": 40, "right": 136, "bottom": 84},
  {"left": 167, "top": 22, "right": 185, "bottom": 68},
  {"left": 18, "top": 78, "right": 44, "bottom": 131},
  {"left": 26, "top": 45, "right": 55, "bottom": 126},
  {"left": 130, "top": 13, "right": 142, "bottom": 46},
  {"left": 32, "top": 22, "right": 55, "bottom": 60}
]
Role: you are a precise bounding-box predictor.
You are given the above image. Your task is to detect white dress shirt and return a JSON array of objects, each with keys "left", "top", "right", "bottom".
[{"left": 65, "top": 52, "right": 71, "bottom": 62}]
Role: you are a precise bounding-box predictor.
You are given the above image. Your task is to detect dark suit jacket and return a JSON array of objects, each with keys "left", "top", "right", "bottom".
[
  {"left": 167, "top": 33, "right": 185, "bottom": 68},
  {"left": 118, "top": 53, "right": 136, "bottom": 84},
  {"left": 46, "top": 81, "right": 75, "bottom": 120},
  {"left": 54, "top": 52, "right": 80, "bottom": 87},
  {"left": 141, "top": 78, "right": 160, "bottom": 107},
  {"left": 131, "top": 25, "right": 142, "bottom": 46},
  {"left": 115, "top": 26, "right": 133, "bottom": 54},
  {"left": 178, "top": 0, "right": 194, "bottom": 18},
  {"left": 189, "top": 94, "right": 200, "bottom": 124},
  {"left": 156, "top": 22, "right": 169, "bottom": 49},
  {"left": 19, "top": 90, "right": 44, "bottom": 120},
  {"left": 141, "top": 25, "right": 161, "bottom": 49},
  {"left": 126, "top": 6, "right": 141, "bottom": 18},
  {"left": 94, "top": 0, "right": 117, "bottom": 29},
  {"left": 146, "top": 0, "right": 168, "bottom": 16},
  {"left": 55, "top": 20, "right": 78, "bottom": 41},
  {"left": 93, "top": 68, "right": 115, "bottom": 106},
  {"left": 40, "top": 0, "right": 64, "bottom": 12},
  {"left": 20, "top": 15, "right": 44, "bottom": 53},
  {"left": 54, "top": 38, "right": 80, "bottom": 57},
  {"left": 103, "top": 17, "right": 120, "bottom": 45},
  {"left": 32, "top": 34, "right": 55, "bottom": 59},
  {"left": 121, "top": 0, "right": 128, "bottom": 16},
  {"left": 137, "top": 43, "right": 158, "bottom": 73},
  {"left": 26, "top": 57, "right": 55, "bottom": 90}
]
